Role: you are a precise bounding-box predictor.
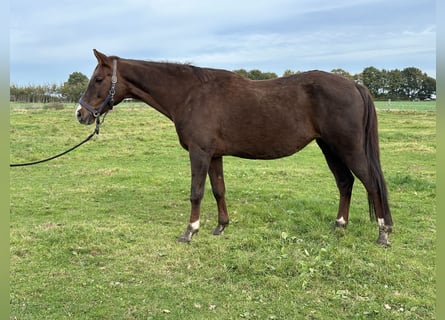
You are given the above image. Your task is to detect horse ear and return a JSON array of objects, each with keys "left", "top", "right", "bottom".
[{"left": 93, "top": 49, "right": 109, "bottom": 66}]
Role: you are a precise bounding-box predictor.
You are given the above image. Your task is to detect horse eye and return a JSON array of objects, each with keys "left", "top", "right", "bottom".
[{"left": 95, "top": 77, "right": 103, "bottom": 83}]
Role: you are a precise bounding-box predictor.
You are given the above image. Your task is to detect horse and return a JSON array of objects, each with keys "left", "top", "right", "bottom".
[{"left": 76, "top": 49, "right": 393, "bottom": 246}]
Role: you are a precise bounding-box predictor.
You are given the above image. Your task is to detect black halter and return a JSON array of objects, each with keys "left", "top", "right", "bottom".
[{"left": 79, "top": 59, "right": 118, "bottom": 118}]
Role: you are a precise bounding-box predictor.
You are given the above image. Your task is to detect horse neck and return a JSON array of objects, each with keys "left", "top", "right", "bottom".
[{"left": 121, "top": 59, "right": 198, "bottom": 120}]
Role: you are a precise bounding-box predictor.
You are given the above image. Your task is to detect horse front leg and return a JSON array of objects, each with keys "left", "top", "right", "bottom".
[
  {"left": 208, "top": 157, "right": 229, "bottom": 235},
  {"left": 177, "top": 148, "right": 211, "bottom": 243}
]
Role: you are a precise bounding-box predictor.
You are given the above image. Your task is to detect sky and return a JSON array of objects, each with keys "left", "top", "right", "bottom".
[{"left": 10, "top": 0, "right": 436, "bottom": 86}]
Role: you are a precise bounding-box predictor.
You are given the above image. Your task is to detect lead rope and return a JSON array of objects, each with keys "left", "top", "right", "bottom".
[
  {"left": 10, "top": 113, "right": 107, "bottom": 167},
  {"left": 11, "top": 60, "right": 116, "bottom": 167}
]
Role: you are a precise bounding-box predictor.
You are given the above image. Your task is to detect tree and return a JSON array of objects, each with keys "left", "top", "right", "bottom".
[
  {"left": 418, "top": 75, "right": 436, "bottom": 100},
  {"left": 247, "top": 69, "right": 277, "bottom": 80},
  {"left": 10, "top": 83, "right": 58, "bottom": 103},
  {"left": 233, "top": 69, "right": 277, "bottom": 80},
  {"left": 261, "top": 71, "right": 278, "bottom": 80},
  {"left": 401, "top": 67, "right": 424, "bottom": 100},
  {"left": 386, "top": 69, "right": 404, "bottom": 100},
  {"left": 331, "top": 68, "right": 354, "bottom": 80},
  {"left": 61, "top": 72, "right": 89, "bottom": 102},
  {"left": 282, "top": 69, "right": 295, "bottom": 77},
  {"left": 362, "top": 66, "right": 383, "bottom": 98},
  {"left": 233, "top": 69, "right": 249, "bottom": 78}
]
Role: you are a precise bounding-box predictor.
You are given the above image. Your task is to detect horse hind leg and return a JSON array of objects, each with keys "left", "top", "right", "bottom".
[
  {"left": 208, "top": 157, "right": 230, "bottom": 235},
  {"left": 316, "top": 139, "right": 354, "bottom": 229},
  {"left": 354, "top": 83, "right": 393, "bottom": 246},
  {"left": 341, "top": 149, "right": 393, "bottom": 246},
  {"left": 365, "top": 171, "right": 393, "bottom": 246}
]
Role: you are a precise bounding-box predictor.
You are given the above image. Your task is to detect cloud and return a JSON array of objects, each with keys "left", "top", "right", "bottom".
[{"left": 10, "top": 0, "right": 436, "bottom": 84}]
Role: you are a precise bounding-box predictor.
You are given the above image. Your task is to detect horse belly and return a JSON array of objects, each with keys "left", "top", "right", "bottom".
[
  {"left": 226, "top": 123, "right": 315, "bottom": 160},
  {"left": 232, "top": 140, "right": 312, "bottom": 159}
]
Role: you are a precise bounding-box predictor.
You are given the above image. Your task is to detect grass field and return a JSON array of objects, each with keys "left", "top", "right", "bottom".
[
  {"left": 374, "top": 100, "right": 436, "bottom": 112},
  {"left": 10, "top": 101, "right": 436, "bottom": 319}
]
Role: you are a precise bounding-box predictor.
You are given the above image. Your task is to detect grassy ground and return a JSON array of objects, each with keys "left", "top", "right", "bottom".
[
  {"left": 374, "top": 100, "right": 436, "bottom": 112},
  {"left": 10, "top": 101, "right": 436, "bottom": 319}
]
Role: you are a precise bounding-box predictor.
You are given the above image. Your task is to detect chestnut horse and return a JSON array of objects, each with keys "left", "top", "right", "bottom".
[{"left": 76, "top": 50, "right": 393, "bottom": 245}]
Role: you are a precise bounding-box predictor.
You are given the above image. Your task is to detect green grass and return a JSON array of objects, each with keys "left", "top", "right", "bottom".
[
  {"left": 374, "top": 100, "right": 436, "bottom": 112},
  {"left": 10, "top": 102, "right": 435, "bottom": 319}
]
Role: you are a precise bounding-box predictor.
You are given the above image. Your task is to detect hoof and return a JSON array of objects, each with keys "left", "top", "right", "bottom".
[
  {"left": 177, "top": 232, "right": 192, "bottom": 243},
  {"left": 376, "top": 225, "right": 392, "bottom": 247},
  {"left": 333, "top": 225, "right": 346, "bottom": 238},
  {"left": 212, "top": 224, "right": 227, "bottom": 236},
  {"left": 334, "top": 220, "right": 347, "bottom": 229},
  {"left": 376, "top": 236, "right": 391, "bottom": 247},
  {"left": 177, "top": 224, "right": 199, "bottom": 243}
]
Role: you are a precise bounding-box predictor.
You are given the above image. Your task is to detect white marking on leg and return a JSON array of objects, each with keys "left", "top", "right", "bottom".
[
  {"left": 336, "top": 217, "right": 346, "bottom": 225},
  {"left": 378, "top": 218, "right": 385, "bottom": 227},
  {"left": 189, "top": 220, "right": 200, "bottom": 232}
]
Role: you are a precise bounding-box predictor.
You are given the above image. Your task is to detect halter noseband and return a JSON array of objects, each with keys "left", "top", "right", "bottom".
[{"left": 79, "top": 59, "right": 118, "bottom": 118}]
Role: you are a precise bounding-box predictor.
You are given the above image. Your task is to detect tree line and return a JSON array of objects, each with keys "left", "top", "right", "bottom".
[
  {"left": 10, "top": 72, "right": 89, "bottom": 104},
  {"left": 10, "top": 66, "right": 435, "bottom": 103},
  {"left": 234, "top": 66, "right": 436, "bottom": 101}
]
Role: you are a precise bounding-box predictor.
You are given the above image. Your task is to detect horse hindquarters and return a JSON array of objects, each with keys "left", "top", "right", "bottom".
[
  {"left": 316, "top": 82, "right": 392, "bottom": 246},
  {"left": 336, "top": 85, "right": 392, "bottom": 245}
]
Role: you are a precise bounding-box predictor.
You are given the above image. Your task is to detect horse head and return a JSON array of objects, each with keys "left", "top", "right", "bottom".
[{"left": 76, "top": 49, "right": 122, "bottom": 125}]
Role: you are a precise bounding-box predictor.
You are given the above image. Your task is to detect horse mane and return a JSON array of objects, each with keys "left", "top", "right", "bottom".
[
  {"left": 123, "top": 57, "right": 224, "bottom": 84},
  {"left": 159, "top": 61, "right": 216, "bottom": 83},
  {"left": 191, "top": 66, "right": 216, "bottom": 83}
]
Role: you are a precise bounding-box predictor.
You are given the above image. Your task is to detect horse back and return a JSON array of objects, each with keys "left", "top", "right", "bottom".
[{"left": 175, "top": 70, "right": 365, "bottom": 159}]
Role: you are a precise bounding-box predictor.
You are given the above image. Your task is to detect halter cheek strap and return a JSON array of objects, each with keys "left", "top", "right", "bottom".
[{"left": 79, "top": 59, "right": 118, "bottom": 118}]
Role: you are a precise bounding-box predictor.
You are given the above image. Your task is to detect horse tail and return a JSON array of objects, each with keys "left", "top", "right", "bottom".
[{"left": 356, "top": 84, "right": 393, "bottom": 226}]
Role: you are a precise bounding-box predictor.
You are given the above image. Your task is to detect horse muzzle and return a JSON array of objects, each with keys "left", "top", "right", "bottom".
[{"left": 76, "top": 104, "right": 96, "bottom": 125}]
